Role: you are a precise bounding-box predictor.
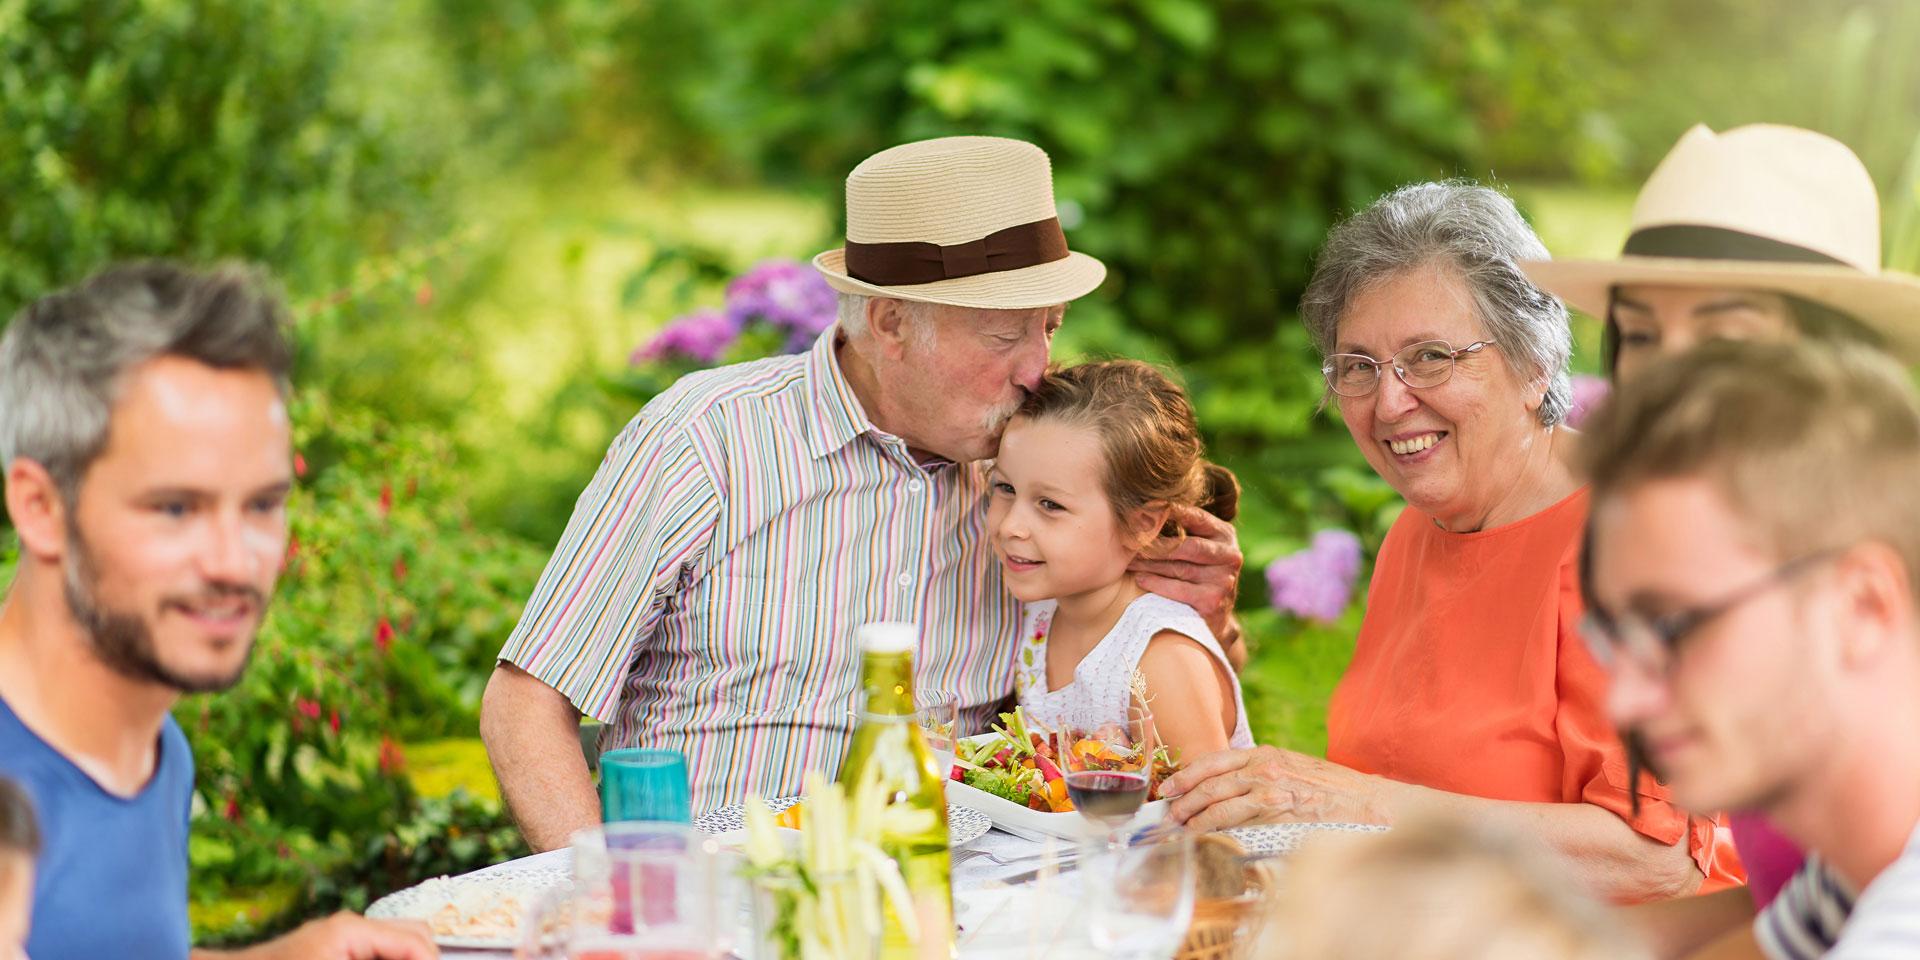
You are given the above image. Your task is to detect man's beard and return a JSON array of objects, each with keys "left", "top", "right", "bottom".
[
  {"left": 63, "top": 529, "right": 262, "bottom": 694},
  {"left": 980, "top": 398, "right": 1023, "bottom": 442}
]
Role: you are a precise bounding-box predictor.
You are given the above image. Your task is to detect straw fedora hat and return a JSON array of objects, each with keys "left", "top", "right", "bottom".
[
  {"left": 813, "top": 136, "right": 1106, "bottom": 310},
  {"left": 1521, "top": 123, "right": 1920, "bottom": 362}
]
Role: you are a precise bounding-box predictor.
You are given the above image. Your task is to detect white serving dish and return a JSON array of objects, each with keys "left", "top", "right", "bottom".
[{"left": 945, "top": 734, "right": 1168, "bottom": 842}]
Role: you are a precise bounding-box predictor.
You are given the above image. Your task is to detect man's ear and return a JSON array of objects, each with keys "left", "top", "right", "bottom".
[
  {"left": 866, "top": 297, "right": 920, "bottom": 361},
  {"left": 6, "top": 458, "right": 71, "bottom": 563},
  {"left": 1833, "top": 541, "right": 1914, "bottom": 671}
]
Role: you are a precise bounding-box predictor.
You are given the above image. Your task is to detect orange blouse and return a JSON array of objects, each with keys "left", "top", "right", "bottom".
[{"left": 1326, "top": 488, "right": 1745, "bottom": 898}]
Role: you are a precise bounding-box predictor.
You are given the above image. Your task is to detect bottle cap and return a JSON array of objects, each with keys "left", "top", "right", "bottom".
[{"left": 856, "top": 622, "right": 917, "bottom": 654}]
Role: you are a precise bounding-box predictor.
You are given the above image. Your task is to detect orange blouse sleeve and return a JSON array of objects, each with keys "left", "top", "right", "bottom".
[{"left": 1550, "top": 554, "right": 1748, "bottom": 897}]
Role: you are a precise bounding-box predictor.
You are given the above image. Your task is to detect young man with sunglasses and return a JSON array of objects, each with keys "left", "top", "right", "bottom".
[{"left": 1581, "top": 340, "right": 1920, "bottom": 958}]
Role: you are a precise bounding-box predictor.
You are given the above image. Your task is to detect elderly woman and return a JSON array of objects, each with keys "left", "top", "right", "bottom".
[{"left": 1165, "top": 181, "right": 1742, "bottom": 903}]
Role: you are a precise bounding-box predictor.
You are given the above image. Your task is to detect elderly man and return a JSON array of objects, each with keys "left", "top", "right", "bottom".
[
  {"left": 482, "top": 136, "right": 1244, "bottom": 849},
  {"left": 1582, "top": 341, "right": 1920, "bottom": 958},
  {"left": 0, "top": 263, "right": 434, "bottom": 959}
]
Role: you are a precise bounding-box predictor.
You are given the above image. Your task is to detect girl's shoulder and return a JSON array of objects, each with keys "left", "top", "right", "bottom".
[{"left": 1118, "top": 593, "right": 1214, "bottom": 645}]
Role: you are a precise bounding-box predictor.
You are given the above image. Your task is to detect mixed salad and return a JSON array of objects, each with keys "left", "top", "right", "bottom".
[{"left": 951, "top": 708, "right": 1182, "bottom": 812}]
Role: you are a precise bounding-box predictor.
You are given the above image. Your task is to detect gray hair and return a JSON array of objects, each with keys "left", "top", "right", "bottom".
[
  {"left": 836, "top": 292, "right": 934, "bottom": 348},
  {"left": 0, "top": 261, "right": 294, "bottom": 501},
  {"left": 1300, "top": 181, "right": 1572, "bottom": 427}
]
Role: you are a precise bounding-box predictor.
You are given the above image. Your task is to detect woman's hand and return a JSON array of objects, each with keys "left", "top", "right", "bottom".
[
  {"left": 1162, "top": 746, "right": 1395, "bottom": 831},
  {"left": 1132, "top": 503, "right": 1243, "bottom": 640}
]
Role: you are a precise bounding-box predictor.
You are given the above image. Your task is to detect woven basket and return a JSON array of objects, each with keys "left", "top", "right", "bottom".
[{"left": 1175, "top": 856, "right": 1276, "bottom": 960}]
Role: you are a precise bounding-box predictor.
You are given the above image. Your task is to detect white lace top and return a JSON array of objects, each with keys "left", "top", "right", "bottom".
[{"left": 1013, "top": 593, "right": 1255, "bottom": 749}]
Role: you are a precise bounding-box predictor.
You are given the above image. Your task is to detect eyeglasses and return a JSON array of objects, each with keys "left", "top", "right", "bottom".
[
  {"left": 1580, "top": 549, "right": 1842, "bottom": 676},
  {"left": 1321, "top": 340, "right": 1498, "bottom": 398}
]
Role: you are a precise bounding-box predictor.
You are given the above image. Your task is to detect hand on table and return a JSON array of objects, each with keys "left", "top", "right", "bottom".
[
  {"left": 1161, "top": 746, "right": 1394, "bottom": 831},
  {"left": 244, "top": 913, "right": 438, "bottom": 960},
  {"left": 1132, "top": 503, "right": 1243, "bottom": 641}
]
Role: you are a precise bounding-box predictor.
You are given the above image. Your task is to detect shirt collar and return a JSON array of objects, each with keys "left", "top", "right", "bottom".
[{"left": 805, "top": 327, "right": 877, "bottom": 460}]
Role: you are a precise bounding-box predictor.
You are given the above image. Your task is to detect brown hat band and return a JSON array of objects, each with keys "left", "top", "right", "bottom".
[
  {"left": 1622, "top": 224, "right": 1851, "bottom": 268},
  {"left": 844, "top": 217, "right": 1070, "bottom": 286}
]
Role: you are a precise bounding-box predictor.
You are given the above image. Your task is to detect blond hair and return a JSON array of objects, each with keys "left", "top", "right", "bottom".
[
  {"left": 1580, "top": 340, "right": 1920, "bottom": 596},
  {"left": 1255, "top": 816, "right": 1645, "bottom": 960},
  {"left": 1017, "top": 360, "right": 1238, "bottom": 536}
]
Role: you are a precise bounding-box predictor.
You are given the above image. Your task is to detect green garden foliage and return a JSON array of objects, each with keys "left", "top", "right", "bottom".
[
  {"left": 616, "top": 0, "right": 1478, "bottom": 361},
  {"left": 0, "top": 0, "right": 452, "bottom": 310}
]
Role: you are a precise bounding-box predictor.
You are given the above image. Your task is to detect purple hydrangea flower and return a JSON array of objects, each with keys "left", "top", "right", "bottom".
[
  {"left": 725, "top": 259, "right": 837, "bottom": 352},
  {"left": 1265, "top": 529, "right": 1366, "bottom": 623},
  {"left": 1566, "top": 374, "right": 1611, "bottom": 429},
  {"left": 631, "top": 309, "right": 740, "bottom": 365}
]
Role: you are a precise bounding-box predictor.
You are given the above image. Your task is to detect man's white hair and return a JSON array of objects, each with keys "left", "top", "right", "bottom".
[{"left": 837, "top": 292, "right": 935, "bottom": 348}]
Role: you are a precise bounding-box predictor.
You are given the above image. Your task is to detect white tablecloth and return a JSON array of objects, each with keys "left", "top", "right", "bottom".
[{"left": 434, "top": 827, "right": 1102, "bottom": 959}]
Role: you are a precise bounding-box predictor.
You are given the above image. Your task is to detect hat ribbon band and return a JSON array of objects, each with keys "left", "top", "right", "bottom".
[
  {"left": 843, "top": 216, "right": 1070, "bottom": 286},
  {"left": 1622, "top": 224, "right": 1854, "bottom": 269}
]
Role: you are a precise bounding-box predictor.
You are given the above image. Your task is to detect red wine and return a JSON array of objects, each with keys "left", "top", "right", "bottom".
[{"left": 1065, "top": 770, "right": 1149, "bottom": 821}]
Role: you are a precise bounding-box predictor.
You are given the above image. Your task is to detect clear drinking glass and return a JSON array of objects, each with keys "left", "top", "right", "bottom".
[
  {"left": 914, "top": 694, "right": 961, "bottom": 780},
  {"left": 519, "top": 822, "right": 723, "bottom": 959},
  {"left": 1080, "top": 829, "right": 1197, "bottom": 960},
  {"left": 598, "top": 748, "right": 694, "bottom": 824}
]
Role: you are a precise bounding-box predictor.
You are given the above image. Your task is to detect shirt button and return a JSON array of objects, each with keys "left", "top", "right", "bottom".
[
  {"left": 897, "top": 573, "right": 913, "bottom": 587},
  {"left": 908, "top": 479, "right": 923, "bottom": 493}
]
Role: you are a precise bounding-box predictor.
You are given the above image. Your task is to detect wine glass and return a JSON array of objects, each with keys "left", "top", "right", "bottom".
[
  {"left": 1079, "top": 829, "right": 1197, "bottom": 960},
  {"left": 914, "top": 694, "right": 961, "bottom": 780},
  {"left": 1057, "top": 706, "right": 1155, "bottom": 844}
]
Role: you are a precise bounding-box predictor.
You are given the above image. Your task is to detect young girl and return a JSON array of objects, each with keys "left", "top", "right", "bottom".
[{"left": 988, "top": 359, "right": 1254, "bottom": 759}]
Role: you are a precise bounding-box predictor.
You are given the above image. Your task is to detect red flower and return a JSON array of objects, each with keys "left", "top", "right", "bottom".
[
  {"left": 294, "top": 452, "right": 308, "bottom": 478},
  {"left": 378, "top": 737, "right": 407, "bottom": 776},
  {"left": 223, "top": 796, "right": 243, "bottom": 823},
  {"left": 378, "top": 484, "right": 393, "bottom": 518},
  {"left": 328, "top": 710, "right": 341, "bottom": 735},
  {"left": 295, "top": 698, "right": 321, "bottom": 720},
  {"left": 393, "top": 556, "right": 409, "bottom": 584},
  {"left": 375, "top": 617, "right": 395, "bottom": 653},
  {"left": 284, "top": 535, "right": 300, "bottom": 572}
]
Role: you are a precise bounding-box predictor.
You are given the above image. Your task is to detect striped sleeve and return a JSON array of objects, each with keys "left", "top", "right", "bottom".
[
  {"left": 496, "top": 413, "right": 721, "bottom": 723},
  {"left": 1758, "top": 858, "right": 1851, "bottom": 960},
  {"left": 1829, "top": 833, "right": 1920, "bottom": 958}
]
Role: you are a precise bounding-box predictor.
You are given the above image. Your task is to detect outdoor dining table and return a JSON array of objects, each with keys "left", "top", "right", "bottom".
[{"left": 431, "top": 824, "right": 1123, "bottom": 959}]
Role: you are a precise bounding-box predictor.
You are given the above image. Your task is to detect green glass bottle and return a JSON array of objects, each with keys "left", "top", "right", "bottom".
[{"left": 837, "top": 622, "right": 954, "bottom": 960}]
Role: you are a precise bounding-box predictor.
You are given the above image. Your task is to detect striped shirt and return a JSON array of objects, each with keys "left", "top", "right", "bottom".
[
  {"left": 1758, "top": 821, "right": 1920, "bottom": 958},
  {"left": 498, "top": 329, "right": 1022, "bottom": 813}
]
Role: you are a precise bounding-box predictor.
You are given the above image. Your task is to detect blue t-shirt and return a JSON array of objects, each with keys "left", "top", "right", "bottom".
[{"left": 0, "top": 693, "right": 194, "bottom": 960}]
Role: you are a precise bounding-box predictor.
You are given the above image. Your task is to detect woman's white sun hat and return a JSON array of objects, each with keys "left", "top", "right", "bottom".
[
  {"left": 813, "top": 136, "right": 1107, "bottom": 310},
  {"left": 1520, "top": 123, "right": 1920, "bottom": 362}
]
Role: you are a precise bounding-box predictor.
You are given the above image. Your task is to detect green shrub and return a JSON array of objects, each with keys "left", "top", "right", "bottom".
[{"left": 180, "top": 395, "right": 540, "bottom": 932}]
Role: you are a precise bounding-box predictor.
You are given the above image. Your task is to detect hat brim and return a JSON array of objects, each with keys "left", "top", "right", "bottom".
[
  {"left": 1521, "top": 256, "right": 1920, "bottom": 364},
  {"left": 812, "top": 248, "right": 1107, "bottom": 310}
]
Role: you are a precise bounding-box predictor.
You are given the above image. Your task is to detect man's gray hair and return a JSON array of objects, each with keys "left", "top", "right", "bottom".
[
  {"left": 0, "top": 261, "right": 294, "bottom": 501},
  {"left": 1300, "top": 181, "right": 1573, "bottom": 427}
]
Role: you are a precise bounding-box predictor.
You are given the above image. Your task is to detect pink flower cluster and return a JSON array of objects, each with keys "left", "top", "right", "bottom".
[
  {"left": 1566, "top": 374, "right": 1611, "bottom": 429},
  {"left": 631, "top": 259, "right": 837, "bottom": 365},
  {"left": 1265, "top": 529, "right": 1365, "bottom": 623}
]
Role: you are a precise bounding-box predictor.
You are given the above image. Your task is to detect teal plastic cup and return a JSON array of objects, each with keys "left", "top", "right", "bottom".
[{"left": 598, "top": 747, "right": 693, "bottom": 824}]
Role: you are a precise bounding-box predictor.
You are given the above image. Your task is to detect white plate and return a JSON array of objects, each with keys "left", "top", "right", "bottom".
[
  {"left": 947, "top": 734, "right": 1168, "bottom": 842},
  {"left": 1224, "top": 820, "right": 1388, "bottom": 856},
  {"left": 693, "top": 794, "right": 993, "bottom": 848},
  {"left": 365, "top": 865, "right": 571, "bottom": 949}
]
